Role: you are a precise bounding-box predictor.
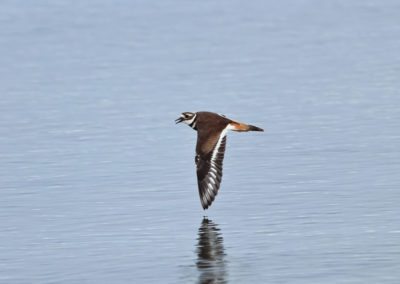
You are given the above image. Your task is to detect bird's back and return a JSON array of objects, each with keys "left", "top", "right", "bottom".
[{"left": 195, "top": 112, "right": 231, "bottom": 155}]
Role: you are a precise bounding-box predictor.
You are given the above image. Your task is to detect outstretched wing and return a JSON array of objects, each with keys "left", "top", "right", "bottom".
[{"left": 196, "top": 132, "right": 227, "bottom": 209}]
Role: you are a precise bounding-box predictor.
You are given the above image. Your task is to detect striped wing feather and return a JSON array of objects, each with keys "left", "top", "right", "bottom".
[{"left": 196, "top": 134, "right": 227, "bottom": 209}]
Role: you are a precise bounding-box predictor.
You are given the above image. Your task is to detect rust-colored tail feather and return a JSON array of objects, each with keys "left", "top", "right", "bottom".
[{"left": 230, "top": 122, "right": 264, "bottom": 132}]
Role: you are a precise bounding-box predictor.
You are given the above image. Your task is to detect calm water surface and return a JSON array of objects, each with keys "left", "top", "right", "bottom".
[{"left": 0, "top": 1, "right": 400, "bottom": 283}]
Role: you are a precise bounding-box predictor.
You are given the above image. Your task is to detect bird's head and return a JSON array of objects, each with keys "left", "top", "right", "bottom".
[{"left": 175, "top": 112, "right": 196, "bottom": 125}]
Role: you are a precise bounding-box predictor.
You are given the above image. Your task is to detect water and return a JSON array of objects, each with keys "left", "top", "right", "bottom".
[{"left": 1, "top": 1, "right": 400, "bottom": 283}]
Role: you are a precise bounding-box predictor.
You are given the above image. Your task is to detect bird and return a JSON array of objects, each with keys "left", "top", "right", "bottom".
[{"left": 175, "top": 111, "right": 263, "bottom": 209}]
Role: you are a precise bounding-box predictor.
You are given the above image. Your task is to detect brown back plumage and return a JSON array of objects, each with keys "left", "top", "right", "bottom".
[{"left": 195, "top": 112, "right": 231, "bottom": 155}]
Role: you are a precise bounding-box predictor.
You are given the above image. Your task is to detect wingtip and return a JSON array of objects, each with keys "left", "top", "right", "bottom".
[
  {"left": 201, "top": 199, "right": 210, "bottom": 210},
  {"left": 200, "top": 194, "right": 215, "bottom": 210}
]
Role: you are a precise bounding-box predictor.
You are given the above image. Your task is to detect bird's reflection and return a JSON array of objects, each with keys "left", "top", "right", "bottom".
[{"left": 196, "top": 217, "right": 227, "bottom": 284}]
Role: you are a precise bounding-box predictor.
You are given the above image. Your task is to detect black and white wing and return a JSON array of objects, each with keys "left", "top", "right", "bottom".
[{"left": 196, "top": 133, "right": 227, "bottom": 209}]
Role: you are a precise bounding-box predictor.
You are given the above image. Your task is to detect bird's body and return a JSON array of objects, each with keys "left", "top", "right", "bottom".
[{"left": 176, "top": 111, "right": 263, "bottom": 209}]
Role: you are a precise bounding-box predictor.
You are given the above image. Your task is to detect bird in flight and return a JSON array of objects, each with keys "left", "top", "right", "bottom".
[{"left": 175, "top": 111, "right": 263, "bottom": 209}]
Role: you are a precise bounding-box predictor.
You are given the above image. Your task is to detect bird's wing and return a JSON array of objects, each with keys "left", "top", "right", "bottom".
[{"left": 195, "top": 130, "right": 227, "bottom": 209}]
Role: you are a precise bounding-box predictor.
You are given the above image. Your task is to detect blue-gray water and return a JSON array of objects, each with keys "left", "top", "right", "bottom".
[{"left": 1, "top": 1, "right": 400, "bottom": 283}]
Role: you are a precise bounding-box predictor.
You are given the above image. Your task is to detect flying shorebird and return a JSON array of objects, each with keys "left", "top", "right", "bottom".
[{"left": 175, "top": 111, "right": 263, "bottom": 209}]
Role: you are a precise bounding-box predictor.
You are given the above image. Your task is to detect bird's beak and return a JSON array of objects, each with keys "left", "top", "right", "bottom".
[{"left": 175, "top": 117, "right": 184, "bottom": 124}]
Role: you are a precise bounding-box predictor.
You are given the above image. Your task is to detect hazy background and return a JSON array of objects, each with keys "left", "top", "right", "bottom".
[{"left": 1, "top": 0, "right": 399, "bottom": 283}]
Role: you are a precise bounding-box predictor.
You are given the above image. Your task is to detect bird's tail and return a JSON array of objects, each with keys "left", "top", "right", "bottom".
[{"left": 229, "top": 121, "right": 264, "bottom": 132}]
